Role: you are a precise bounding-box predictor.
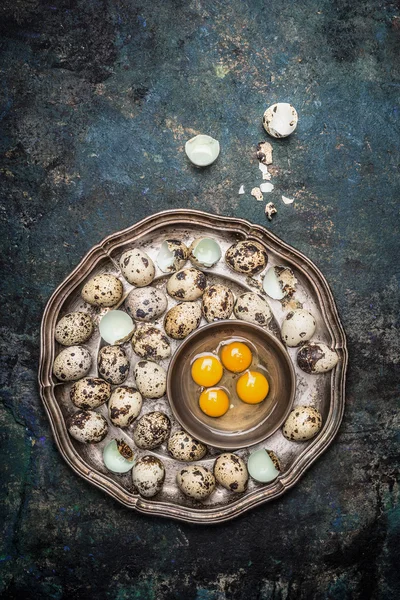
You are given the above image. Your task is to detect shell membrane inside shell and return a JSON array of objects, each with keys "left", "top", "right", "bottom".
[
  {"left": 156, "top": 240, "right": 188, "bottom": 273},
  {"left": 99, "top": 310, "right": 135, "bottom": 345},
  {"left": 263, "top": 103, "right": 298, "bottom": 138},
  {"left": 185, "top": 134, "right": 220, "bottom": 167},
  {"left": 103, "top": 439, "right": 135, "bottom": 473},
  {"left": 190, "top": 238, "right": 221, "bottom": 268}
]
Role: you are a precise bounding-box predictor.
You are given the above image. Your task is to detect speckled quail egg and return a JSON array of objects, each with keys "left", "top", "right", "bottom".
[
  {"left": 98, "top": 345, "right": 130, "bottom": 384},
  {"left": 189, "top": 237, "right": 221, "bottom": 269},
  {"left": 119, "top": 248, "right": 155, "bottom": 286},
  {"left": 70, "top": 377, "right": 111, "bottom": 410},
  {"left": 132, "top": 455, "right": 165, "bottom": 498},
  {"left": 176, "top": 465, "right": 216, "bottom": 500},
  {"left": 133, "top": 360, "right": 167, "bottom": 399},
  {"left": 225, "top": 240, "right": 268, "bottom": 275},
  {"left": 156, "top": 240, "right": 188, "bottom": 273},
  {"left": 283, "top": 405, "right": 323, "bottom": 441},
  {"left": 202, "top": 284, "right": 234, "bottom": 322},
  {"left": 213, "top": 453, "right": 248, "bottom": 493},
  {"left": 281, "top": 309, "right": 316, "bottom": 347},
  {"left": 263, "top": 103, "right": 298, "bottom": 138},
  {"left": 167, "top": 431, "right": 207, "bottom": 462},
  {"left": 234, "top": 292, "right": 273, "bottom": 326},
  {"left": 133, "top": 411, "right": 171, "bottom": 449},
  {"left": 247, "top": 449, "right": 281, "bottom": 483},
  {"left": 53, "top": 346, "right": 92, "bottom": 381},
  {"left": 263, "top": 266, "right": 297, "bottom": 300},
  {"left": 166, "top": 268, "right": 207, "bottom": 301},
  {"left": 131, "top": 324, "right": 171, "bottom": 361},
  {"left": 125, "top": 287, "right": 168, "bottom": 322},
  {"left": 103, "top": 439, "right": 135, "bottom": 473},
  {"left": 67, "top": 410, "right": 108, "bottom": 443},
  {"left": 55, "top": 312, "right": 94, "bottom": 346},
  {"left": 164, "top": 302, "right": 202, "bottom": 340},
  {"left": 108, "top": 386, "right": 142, "bottom": 427},
  {"left": 81, "top": 274, "right": 123, "bottom": 307},
  {"left": 297, "top": 342, "right": 339, "bottom": 374},
  {"left": 99, "top": 310, "right": 135, "bottom": 345}
]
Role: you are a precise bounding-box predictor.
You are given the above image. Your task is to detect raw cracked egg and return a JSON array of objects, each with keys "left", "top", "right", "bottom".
[
  {"left": 236, "top": 370, "right": 269, "bottom": 404},
  {"left": 199, "top": 388, "right": 230, "bottom": 417},
  {"left": 191, "top": 354, "right": 223, "bottom": 387},
  {"left": 220, "top": 341, "right": 252, "bottom": 373}
]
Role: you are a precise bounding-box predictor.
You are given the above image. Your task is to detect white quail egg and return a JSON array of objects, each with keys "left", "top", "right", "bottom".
[
  {"left": 263, "top": 103, "right": 298, "bottom": 138},
  {"left": 132, "top": 455, "right": 165, "bottom": 498},
  {"left": 234, "top": 292, "right": 273, "bottom": 327},
  {"left": 185, "top": 134, "right": 220, "bottom": 167},
  {"left": 263, "top": 266, "right": 297, "bottom": 300},
  {"left": 281, "top": 309, "right": 316, "bottom": 347},
  {"left": 156, "top": 240, "right": 189, "bottom": 273},
  {"left": 131, "top": 324, "right": 171, "bottom": 360},
  {"left": 247, "top": 449, "right": 281, "bottom": 483},
  {"left": 67, "top": 410, "right": 108, "bottom": 443},
  {"left": 125, "top": 287, "right": 168, "bottom": 322},
  {"left": 133, "top": 411, "right": 171, "bottom": 449},
  {"left": 166, "top": 268, "right": 207, "bottom": 302},
  {"left": 176, "top": 465, "right": 216, "bottom": 500},
  {"left": 119, "top": 248, "right": 155, "bottom": 286},
  {"left": 53, "top": 346, "right": 92, "bottom": 381},
  {"left": 133, "top": 360, "right": 167, "bottom": 399},
  {"left": 108, "top": 386, "right": 142, "bottom": 427},
  {"left": 103, "top": 439, "right": 135, "bottom": 473},
  {"left": 99, "top": 310, "right": 135, "bottom": 345},
  {"left": 283, "top": 406, "right": 323, "bottom": 441},
  {"left": 202, "top": 284, "right": 234, "bottom": 322},
  {"left": 81, "top": 274, "right": 123, "bottom": 307},
  {"left": 98, "top": 345, "right": 130, "bottom": 384},
  {"left": 55, "top": 312, "right": 94, "bottom": 346},
  {"left": 225, "top": 240, "right": 268, "bottom": 275},
  {"left": 167, "top": 431, "right": 207, "bottom": 462},
  {"left": 213, "top": 453, "right": 248, "bottom": 493},
  {"left": 164, "top": 302, "right": 202, "bottom": 340},
  {"left": 189, "top": 237, "right": 221, "bottom": 269},
  {"left": 70, "top": 377, "right": 111, "bottom": 410},
  {"left": 297, "top": 342, "right": 339, "bottom": 374}
]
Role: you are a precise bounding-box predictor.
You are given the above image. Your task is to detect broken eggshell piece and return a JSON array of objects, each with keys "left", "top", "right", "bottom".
[
  {"left": 247, "top": 448, "right": 281, "bottom": 483},
  {"left": 185, "top": 134, "right": 220, "bottom": 167},
  {"left": 263, "top": 103, "right": 298, "bottom": 138},
  {"left": 156, "top": 240, "right": 188, "bottom": 273},
  {"left": 189, "top": 237, "right": 221, "bottom": 268},
  {"left": 263, "top": 266, "right": 297, "bottom": 300},
  {"left": 99, "top": 310, "right": 135, "bottom": 345},
  {"left": 103, "top": 439, "right": 135, "bottom": 474}
]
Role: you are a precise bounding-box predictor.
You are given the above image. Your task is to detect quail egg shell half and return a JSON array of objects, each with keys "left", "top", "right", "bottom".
[
  {"left": 185, "top": 134, "right": 220, "bottom": 167},
  {"left": 70, "top": 377, "right": 111, "bottom": 410},
  {"left": 176, "top": 465, "right": 216, "bottom": 500},
  {"left": 99, "top": 310, "right": 135, "bottom": 345},
  {"left": 81, "top": 274, "right": 123, "bottom": 307},
  {"left": 103, "top": 439, "right": 135, "bottom": 473},
  {"left": 119, "top": 248, "right": 155, "bottom": 287},
  {"left": 132, "top": 455, "right": 165, "bottom": 498},
  {"left": 134, "top": 360, "right": 167, "bottom": 399},
  {"left": 55, "top": 312, "right": 94, "bottom": 346},
  {"left": 202, "top": 284, "right": 234, "bottom": 322},
  {"left": 189, "top": 237, "right": 221, "bottom": 269},
  {"left": 166, "top": 268, "right": 207, "bottom": 301},
  {"left": 281, "top": 309, "right": 316, "bottom": 347},
  {"left": 68, "top": 410, "right": 108, "bottom": 443},
  {"left": 297, "top": 342, "right": 339, "bottom": 374},
  {"left": 134, "top": 411, "right": 171, "bottom": 450},
  {"left": 164, "top": 302, "right": 202, "bottom": 340},
  {"left": 213, "top": 453, "right": 248, "bottom": 493},
  {"left": 263, "top": 266, "right": 297, "bottom": 300},
  {"left": 53, "top": 346, "right": 92, "bottom": 381},
  {"left": 108, "top": 386, "right": 142, "bottom": 427},
  {"left": 167, "top": 430, "right": 207, "bottom": 462},
  {"left": 125, "top": 287, "right": 168, "bottom": 322},
  {"left": 263, "top": 103, "right": 298, "bottom": 138},
  {"left": 132, "top": 324, "right": 171, "bottom": 361},
  {"left": 225, "top": 240, "right": 268, "bottom": 275},
  {"left": 156, "top": 240, "right": 189, "bottom": 273},
  {"left": 283, "top": 405, "right": 323, "bottom": 441},
  {"left": 98, "top": 345, "right": 130, "bottom": 384},
  {"left": 247, "top": 449, "right": 281, "bottom": 483},
  {"left": 234, "top": 292, "right": 273, "bottom": 327}
]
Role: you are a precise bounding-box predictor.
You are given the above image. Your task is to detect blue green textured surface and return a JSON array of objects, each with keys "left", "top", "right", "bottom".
[{"left": 0, "top": 0, "right": 399, "bottom": 598}]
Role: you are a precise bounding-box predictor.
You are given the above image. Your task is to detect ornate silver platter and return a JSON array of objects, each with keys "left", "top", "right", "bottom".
[{"left": 38, "top": 209, "right": 347, "bottom": 523}]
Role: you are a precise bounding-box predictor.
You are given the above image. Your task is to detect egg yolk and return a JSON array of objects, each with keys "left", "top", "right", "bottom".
[
  {"left": 199, "top": 388, "right": 230, "bottom": 417},
  {"left": 191, "top": 355, "right": 223, "bottom": 387},
  {"left": 236, "top": 371, "right": 269, "bottom": 404},
  {"left": 221, "top": 342, "right": 252, "bottom": 373}
]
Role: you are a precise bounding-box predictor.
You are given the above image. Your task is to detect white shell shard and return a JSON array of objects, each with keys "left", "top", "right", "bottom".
[
  {"left": 99, "top": 310, "right": 135, "bottom": 345},
  {"left": 256, "top": 141, "right": 273, "bottom": 165},
  {"left": 263, "top": 103, "right": 298, "bottom": 138},
  {"left": 103, "top": 439, "right": 135, "bottom": 474},
  {"left": 238, "top": 185, "right": 245, "bottom": 194},
  {"left": 251, "top": 187, "right": 263, "bottom": 201},
  {"left": 190, "top": 237, "right": 221, "bottom": 268},
  {"left": 282, "top": 195, "right": 294, "bottom": 204},
  {"left": 265, "top": 202, "right": 277, "bottom": 221},
  {"left": 263, "top": 266, "right": 297, "bottom": 300},
  {"left": 258, "top": 162, "right": 269, "bottom": 174},
  {"left": 156, "top": 239, "right": 188, "bottom": 273},
  {"left": 185, "top": 134, "right": 220, "bottom": 167},
  {"left": 247, "top": 449, "right": 280, "bottom": 483},
  {"left": 260, "top": 182, "right": 274, "bottom": 193}
]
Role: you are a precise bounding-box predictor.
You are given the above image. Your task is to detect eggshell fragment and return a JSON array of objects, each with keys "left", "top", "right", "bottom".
[
  {"left": 156, "top": 240, "right": 188, "bottom": 273},
  {"left": 263, "top": 266, "right": 297, "bottom": 300},
  {"left": 189, "top": 237, "right": 221, "bottom": 269},
  {"left": 103, "top": 439, "right": 135, "bottom": 473},
  {"left": 263, "top": 103, "right": 298, "bottom": 138},
  {"left": 55, "top": 312, "right": 94, "bottom": 346},
  {"left": 99, "top": 310, "right": 135, "bottom": 345},
  {"left": 265, "top": 202, "right": 277, "bottom": 221},
  {"left": 283, "top": 406, "right": 322, "bottom": 441},
  {"left": 297, "top": 342, "right": 339, "bottom": 374},
  {"left": 247, "top": 449, "right": 280, "bottom": 483},
  {"left": 185, "top": 134, "right": 220, "bottom": 167}
]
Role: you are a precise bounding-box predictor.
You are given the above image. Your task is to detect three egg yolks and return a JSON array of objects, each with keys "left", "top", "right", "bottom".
[
  {"left": 220, "top": 342, "right": 252, "bottom": 373},
  {"left": 191, "top": 355, "right": 223, "bottom": 387},
  {"left": 236, "top": 370, "right": 269, "bottom": 404},
  {"left": 199, "top": 388, "right": 230, "bottom": 417}
]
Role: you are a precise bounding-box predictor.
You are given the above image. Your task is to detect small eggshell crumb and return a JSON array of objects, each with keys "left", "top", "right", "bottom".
[
  {"left": 265, "top": 202, "right": 277, "bottom": 221},
  {"left": 251, "top": 187, "right": 263, "bottom": 202}
]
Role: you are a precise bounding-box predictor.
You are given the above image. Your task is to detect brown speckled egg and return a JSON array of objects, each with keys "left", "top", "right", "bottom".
[
  {"left": 53, "top": 346, "right": 92, "bottom": 381},
  {"left": 55, "top": 312, "right": 94, "bottom": 346},
  {"left": 167, "top": 431, "right": 207, "bottom": 462},
  {"left": 108, "top": 386, "right": 142, "bottom": 427},
  {"left": 164, "top": 302, "right": 201, "bottom": 340},
  {"left": 166, "top": 268, "right": 206, "bottom": 301},
  {"left": 125, "top": 287, "right": 168, "bottom": 322},
  {"left": 98, "top": 345, "right": 130, "bottom": 384},
  {"left": 81, "top": 274, "right": 123, "bottom": 307},
  {"left": 132, "top": 456, "right": 165, "bottom": 498},
  {"left": 67, "top": 410, "right": 108, "bottom": 443},
  {"left": 132, "top": 324, "right": 171, "bottom": 361},
  {"left": 202, "top": 284, "right": 234, "bottom": 322},
  {"left": 283, "top": 406, "right": 323, "bottom": 441},
  {"left": 234, "top": 292, "right": 272, "bottom": 326},
  {"left": 225, "top": 240, "right": 268, "bottom": 275},
  {"left": 213, "top": 453, "right": 249, "bottom": 493},
  {"left": 297, "top": 342, "right": 339, "bottom": 374},
  {"left": 70, "top": 377, "right": 111, "bottom": 409},
  {"left": 133, "top": 360, "right": 166, "bottom": 399},
  {"left": 133, "top": 411, "right": 171, "bottom": 449},
  {"left": 120, "top": 248, "right": 155, "bottom": 286},
  {"left": 176, "top": 465, "right": 216, "bottom": 500},
  {"left": 281, "top": 309, "right": 316, "bottom": 347}
]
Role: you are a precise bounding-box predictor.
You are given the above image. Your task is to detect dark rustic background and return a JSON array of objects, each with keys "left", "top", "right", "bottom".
[{"left": 1, "top": 1, "right": 399, "bottom": 598}]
